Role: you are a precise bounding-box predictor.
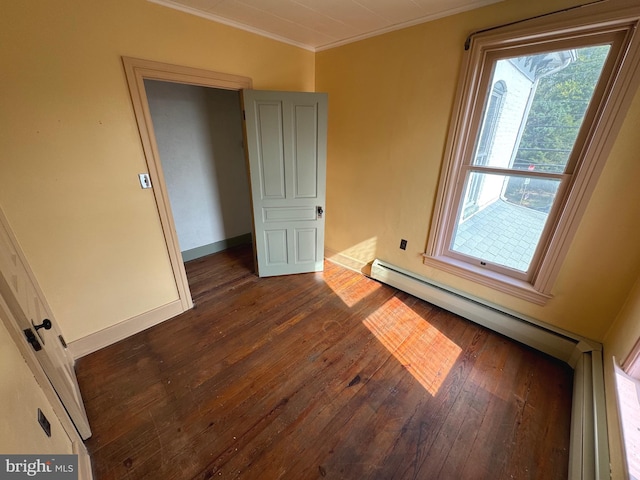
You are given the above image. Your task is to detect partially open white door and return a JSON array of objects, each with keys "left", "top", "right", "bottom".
[
  {"left": 242, "top": 90, "right": 327, "bottom": 277},
  {"left": 0, "top": 207, "right": 91, "bottom": 439}
]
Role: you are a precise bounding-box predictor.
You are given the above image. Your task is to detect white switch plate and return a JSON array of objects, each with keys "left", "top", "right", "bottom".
[{"left": 138, "top": 173, "right": 152, "bottom": 189}]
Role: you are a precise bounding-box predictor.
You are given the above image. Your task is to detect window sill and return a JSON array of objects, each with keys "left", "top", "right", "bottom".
[{"left": 422, "top": 254, "right": 552, "bottom": 305}]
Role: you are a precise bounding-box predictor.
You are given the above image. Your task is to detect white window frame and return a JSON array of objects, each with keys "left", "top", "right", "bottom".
[{"left": 424, "top": 1, "right": 640, "bottom": 305}]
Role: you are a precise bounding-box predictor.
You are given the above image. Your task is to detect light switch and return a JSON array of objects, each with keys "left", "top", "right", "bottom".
[{"left": 139, "top": 173, "right": 152, "bottom": 189}]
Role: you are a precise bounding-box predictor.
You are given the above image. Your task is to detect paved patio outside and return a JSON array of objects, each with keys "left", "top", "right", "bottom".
[{"left": 452, "top": 198, "right": 548, "bottom": 272}]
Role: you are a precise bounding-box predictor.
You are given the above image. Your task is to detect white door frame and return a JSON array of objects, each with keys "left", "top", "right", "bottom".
[
  {"left": 0, "top": 291, "right": 93, "bottom": 479},
  {"left": 122, "top": 57, "right": 253, "bottom": 311}
]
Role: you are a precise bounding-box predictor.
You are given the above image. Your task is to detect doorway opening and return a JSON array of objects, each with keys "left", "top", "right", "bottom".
[
  {"left": 143, "top": 80, "right": 253, "bottom": 264},
  {"left": 122, "top": 57, "right": 254, "bottom": 314}
]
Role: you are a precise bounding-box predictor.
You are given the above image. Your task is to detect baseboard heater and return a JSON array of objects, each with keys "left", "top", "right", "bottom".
[{"left": 370, "top": 259, "right": 610, "bottom": 480}]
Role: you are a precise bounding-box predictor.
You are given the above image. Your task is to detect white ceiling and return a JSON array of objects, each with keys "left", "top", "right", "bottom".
[{"left": 149, "top": 0, "right": 503, "bottom": 51}]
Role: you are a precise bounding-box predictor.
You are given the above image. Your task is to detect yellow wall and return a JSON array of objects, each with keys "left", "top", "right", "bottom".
[
  {"left": 0, "top": 0, "right": 314, "bottom": 341},
  {"left": 603, "top": 275, "right": 640, "bottom": 479},
  {"left": 316, "top": 0, "right": 640, "bottom": 341}
]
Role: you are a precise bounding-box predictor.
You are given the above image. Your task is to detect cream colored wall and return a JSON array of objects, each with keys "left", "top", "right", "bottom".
[
  {"left": 603, "top": 275, "right": 640, "bottom": 479},
  {"left": 0, "top": 0, "right": 314, "bottom": 342},
  {"left": 0, "top": 319, "right": 72, "bottom": 454},
  {"left": 316, "top": 0, "right": 640, "bottom": 342}
]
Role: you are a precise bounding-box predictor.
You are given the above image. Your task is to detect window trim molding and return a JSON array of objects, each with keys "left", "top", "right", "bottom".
[
  {"left": 425, "top": 1, "right": 640, "bottom": 304},
  {"left": 622, "top": 337, "right": 640, "bottom": 378}
]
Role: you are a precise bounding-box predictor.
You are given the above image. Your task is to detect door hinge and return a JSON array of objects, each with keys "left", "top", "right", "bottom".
[{"left": 58, "top": 335, "right": 67, "bottom": 349}]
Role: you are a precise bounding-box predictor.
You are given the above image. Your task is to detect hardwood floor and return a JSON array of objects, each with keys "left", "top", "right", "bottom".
[{"left": 76, "top": 245, "right": 573, "bottom": 480}]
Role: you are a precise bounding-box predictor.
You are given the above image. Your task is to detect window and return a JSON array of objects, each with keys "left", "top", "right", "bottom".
[{"left": 425, "top": 4, "right": 640, "bottom": 304}]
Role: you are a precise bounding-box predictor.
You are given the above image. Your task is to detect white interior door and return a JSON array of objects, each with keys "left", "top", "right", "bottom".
[
  {"left": 0, "top": 207, "right": 91, "bottom": 439},
  {"left": 242, "top": 90, "right": 328, "bottom": 277}
]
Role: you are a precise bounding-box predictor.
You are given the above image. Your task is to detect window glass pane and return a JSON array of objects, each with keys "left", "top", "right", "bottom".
[
  {"left": 472, "top": 45, "right": 610, "bottom": 173},
  {"left": 452, "top": 172, "right": 561, "bottom": 272}
]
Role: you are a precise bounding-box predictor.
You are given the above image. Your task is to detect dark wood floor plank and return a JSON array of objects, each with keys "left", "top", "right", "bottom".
[
  {"left": 209, "top": 296, "right": 407, "bottom": 478},
  {"left": 369, "top": 319, "right": 483, "bottom": 480},
  {"left": 431, "top": 333, "right": 516, "bottom": 479},
  {"left": 501, "top": 351, "right": 573, "bottom": 479},
  {"left": 76, "top": 245, "right": 573, "bottom": 480}
]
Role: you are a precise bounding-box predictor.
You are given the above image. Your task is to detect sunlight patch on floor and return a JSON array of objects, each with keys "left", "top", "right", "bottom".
[
  {"left": 323, "top": 269, "right": 381, "bottom": 307},
  {"left": 363, "top": 297, "right": 461, "bottom": 395}
]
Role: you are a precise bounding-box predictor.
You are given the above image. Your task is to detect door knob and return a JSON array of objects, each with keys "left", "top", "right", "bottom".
[{"left": 34, "top": 319, "right": 52, "bottom": 332}]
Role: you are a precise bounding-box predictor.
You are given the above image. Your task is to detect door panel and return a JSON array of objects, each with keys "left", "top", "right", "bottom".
[
  {"left": 294, "top": 104, "right": 319, "bottom": 198},
  {"left": 256, "top": 102, "right": 286, "bottom": 199},
  {"left": 0, "top": 208, "right": 91, "bottom": 439},
  {"left": 263, "top": 206, "right": 316, "bottom": 222},
  {"left": 243, "top": 90, "right": 327, "bottom": 277},
  {"left": 264, "top": 230, "right": 288, "bottom": 266},
  {"left": 295, "top": 228, "right": 317, "bottom": 263}
]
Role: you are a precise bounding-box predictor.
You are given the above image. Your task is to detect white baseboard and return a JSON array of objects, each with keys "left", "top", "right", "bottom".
[{"left": 68, "top": 300, "right": 185, "bottom": 359}]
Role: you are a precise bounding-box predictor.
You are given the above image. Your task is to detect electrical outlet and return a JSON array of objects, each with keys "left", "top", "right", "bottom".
[{"left": 400, "top": 239, "right": 407, "bottom": 250}]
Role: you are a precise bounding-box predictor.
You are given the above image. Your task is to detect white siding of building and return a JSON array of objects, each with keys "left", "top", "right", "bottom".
[{"left": 474, "top": 60, "right": 533, "bottom": 210}]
